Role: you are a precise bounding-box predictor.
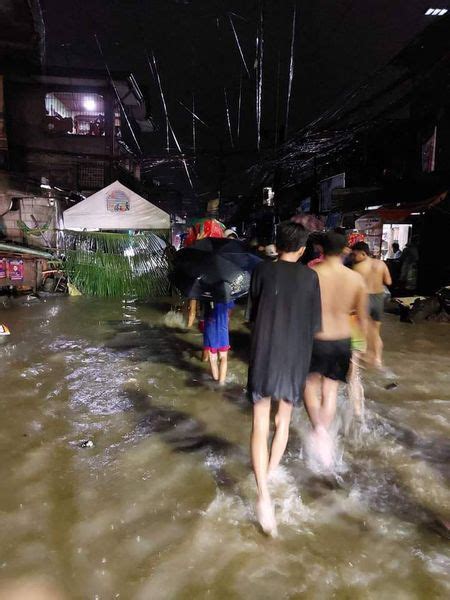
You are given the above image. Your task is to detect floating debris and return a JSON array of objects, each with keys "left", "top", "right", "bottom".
[
  {"left": 385, "top": 382, "right": 399, "bottom": 390},
  {"left": 78, "top": 439, "right": 94, "bottom": 448},
  {"left": 0, "top": 324, "right": 11, "bottom": 336}
]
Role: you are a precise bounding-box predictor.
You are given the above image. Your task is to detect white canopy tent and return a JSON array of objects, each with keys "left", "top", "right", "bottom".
[{"left": 63, "top": 181, "right": 170, "bottom": 231}]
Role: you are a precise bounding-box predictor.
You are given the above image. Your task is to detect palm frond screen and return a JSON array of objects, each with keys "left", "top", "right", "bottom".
[{"left": 64, "top": 231, "right": 170, "bottom": 298}]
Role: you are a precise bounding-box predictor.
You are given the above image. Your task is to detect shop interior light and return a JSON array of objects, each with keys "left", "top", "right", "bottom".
[{"left": 83, "top": 98, "right": 96, "bottom": 111}]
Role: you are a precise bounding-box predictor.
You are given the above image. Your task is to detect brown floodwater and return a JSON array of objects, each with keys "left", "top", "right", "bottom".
[{"left": 0, "top": 296, "right": 449, "bottom": 599}]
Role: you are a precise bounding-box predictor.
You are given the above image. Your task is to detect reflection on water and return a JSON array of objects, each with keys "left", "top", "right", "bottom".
[{"left": 0, "top": 297, "right": 449, "bottom": 599}]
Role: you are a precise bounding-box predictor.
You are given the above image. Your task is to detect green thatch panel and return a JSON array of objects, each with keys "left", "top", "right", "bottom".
[{"left": 64, "top": 231, "right": 170, "bottom": 298}]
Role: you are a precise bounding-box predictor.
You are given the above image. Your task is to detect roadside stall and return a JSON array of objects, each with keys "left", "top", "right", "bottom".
[
  {"left": 354, "top": 214, "right": 384, "bottom": 258},
  {"left": 355, "top": 209, "right": 414, "bottom": 260},
  {"left": 62, "top": 181, "right": 171, "bottom": 298},
  {"left": 355, "top": 193, "right": 447, "bottom": 260},
  {"left": 354, "top": 193, "right": 448, "bottom": 292}
]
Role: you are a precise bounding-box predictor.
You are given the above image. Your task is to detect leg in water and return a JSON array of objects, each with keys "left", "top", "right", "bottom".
[
  {"left": 304, "top": 373, "right": 336, "bottom": 470},
  {"left": 347, "top": 352, "right": 365, "bottom": 420},
  {"left": 267, "top": 400, "right": 293, "bottom": 477},
  {"left": 209, "top": 351, "right": 219, "bottom": 381},
  {"left": 218, "top": 350, "right": 228, "bottom": 385},
  {"left": 251, "top": 398, "right": 278, "bottom": 537}
]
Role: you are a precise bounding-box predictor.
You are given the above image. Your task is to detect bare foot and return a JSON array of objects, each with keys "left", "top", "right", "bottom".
[
  {"left": 256, "top": 496, "right": 278, "bottom": 537},
  {"left": 313, "top": 426, "right": 335, "bottom": 470}
]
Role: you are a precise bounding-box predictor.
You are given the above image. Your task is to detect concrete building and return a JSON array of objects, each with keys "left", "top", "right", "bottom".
[
  {"left": 5, "top": 68, "right": 153, "bottom": 196},
  {"left": 0, "top": 0, "right": 154, "bottom": 252}
]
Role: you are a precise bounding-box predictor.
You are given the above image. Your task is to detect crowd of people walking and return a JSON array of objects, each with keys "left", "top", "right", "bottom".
[{"left": 183, "top": 221, "right": 394, "bottom": 536}]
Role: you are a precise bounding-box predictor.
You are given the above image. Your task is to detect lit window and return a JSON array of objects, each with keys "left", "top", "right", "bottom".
[
  {"left": 425, "top": 8, "right": 434, "bottom": 14},
  {"left": 83, "top": 98, "right": 97, "bottom": 111},
  {"left": 45, "top": 92, "right": 105, "bottom": 136}
]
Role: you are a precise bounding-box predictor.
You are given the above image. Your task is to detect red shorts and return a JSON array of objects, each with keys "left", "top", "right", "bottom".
[{"left": 204, "top": 346, "right": 230, "bottom": 354}]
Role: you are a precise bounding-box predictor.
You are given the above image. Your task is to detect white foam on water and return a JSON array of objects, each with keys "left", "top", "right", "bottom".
[
  {"left": 200, "top": 467, "right": 313, "bottom": 535},
  {"left": 20, "top": 364, "right": 48, "bottom": 379},
  {"left": 163, "top": 310, "right": 186, "bottom": 329},
  {"left": 203, "top": 453, "right": 226, "bottom": 471},
  {"left": 224, "top": 372, "right": 239, "bottom": 384},
  {"left": 291, "top": 394, "right": 354, "bottom": 476},
  {"left": 267, "top": 466, "right": 313, "bottom": 528},
  {"left": 416, "top": 549, "right": 450, "bottom": 583},
  {"left": 301, "top": 428, "right": 352, "bottom": 477},
  {"left": 203, "top": 490, "right": 253, "bottom": 526},
  {"left": 380, "top": 367, "right": 398, "bottom": 380}
]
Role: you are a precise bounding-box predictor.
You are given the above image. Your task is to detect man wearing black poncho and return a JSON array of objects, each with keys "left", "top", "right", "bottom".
[{"left": 247, "top": 221, "right": 322, "bottom": 536}]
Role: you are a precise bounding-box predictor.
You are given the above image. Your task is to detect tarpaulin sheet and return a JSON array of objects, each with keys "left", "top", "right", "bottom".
[
  {"left": 184, "top": 218, "right": 225, "bottom": 247},
  {"left": 360, "top": 192, "right": 448, "bottom": 223},
  {"left": 63, "top": 181, "right": 170, "bottom": 231}
]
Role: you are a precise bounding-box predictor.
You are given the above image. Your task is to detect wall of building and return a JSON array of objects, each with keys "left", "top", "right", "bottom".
[
  {"left": 0, "top": 195, "right": 56, "bottom": 248},
  {"left": 0, "top": 75, "right": 7, "bottom": 169},
  {"left": 4, "top": 77, "right": 116, "bottom": 192}
]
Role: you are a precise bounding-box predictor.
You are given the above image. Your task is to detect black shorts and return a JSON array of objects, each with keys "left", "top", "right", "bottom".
[
  {"left": 309, "top": 338, "right": 351, "bottom": 383},
  {"left": 369, "top": 293, "right": 384, "bottom": 322}
]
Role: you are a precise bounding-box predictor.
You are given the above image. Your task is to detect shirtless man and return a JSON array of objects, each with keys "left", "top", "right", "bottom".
[
  {"left": 304, "top": 232, "right": 367, "bottom": 468},
  {"left": 351, "top": 241, "right": 392, "bottom": 368}
]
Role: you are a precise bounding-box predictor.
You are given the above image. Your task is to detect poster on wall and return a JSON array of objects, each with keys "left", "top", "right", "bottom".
[
  {"left": 0, "top": 258, "right": 6, "bottom": 278},
  {"left": 298, "top": 197, "right": 311, "bottom": 213},
  {"left": 8, "top": 259, "right": 24, "bottom": 281},
  {"left": 355, "top": 216, "right": 383, "bottom": 257},
  {"left": 319, "top": 173, "right": 345, "bottom": 212},
  {"left": 422, "top": 126, "right": 437, "bottom": 173},
  {"left": 0, "top": 75, "right": 7, "bottom": 153}
]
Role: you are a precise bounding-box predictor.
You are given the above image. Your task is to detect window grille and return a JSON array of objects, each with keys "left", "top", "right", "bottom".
[
  {"left": 45, "top": 92, "right": 105, "bottom": 136},
  {"left": 77, "top": 162, "right": 105, "bottom": 190}
]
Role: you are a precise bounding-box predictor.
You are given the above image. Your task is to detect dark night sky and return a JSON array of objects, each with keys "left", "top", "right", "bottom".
[{"left": 39, "top": 0, "right": 438, "bottom": 196}]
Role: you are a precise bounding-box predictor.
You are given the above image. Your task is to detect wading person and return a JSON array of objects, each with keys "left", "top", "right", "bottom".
[
  {"left": 203, "top": 300, "right": 234, "bottom": 384},
  {"left": 305, "top": 233, "right": 367, "bottom": 468},
  {"left": 248, "top": 221, "right": 321, "bottom": 536},
  {"left": 187, "top": 298, "right": 209, "bottom": 362},
  {"left": 351, "top": 241, "right": 392, "bottom": 368}
]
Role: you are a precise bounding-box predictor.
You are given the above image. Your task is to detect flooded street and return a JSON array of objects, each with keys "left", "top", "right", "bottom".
[{"left": 0, "top": 296, "right": 449, "bottom": 599}]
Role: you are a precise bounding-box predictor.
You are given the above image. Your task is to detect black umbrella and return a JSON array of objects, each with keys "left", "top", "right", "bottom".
[{"left": 171, "top": 238, "right": 262, "bottom": 302}]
